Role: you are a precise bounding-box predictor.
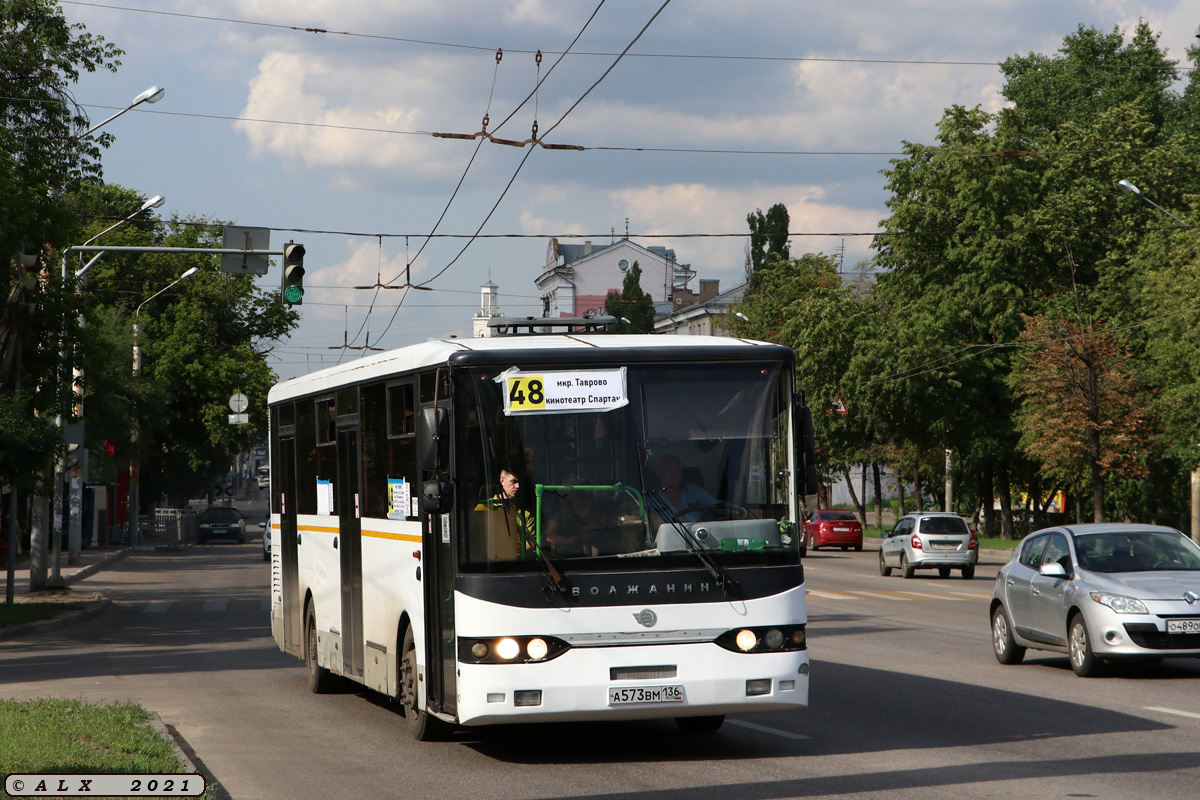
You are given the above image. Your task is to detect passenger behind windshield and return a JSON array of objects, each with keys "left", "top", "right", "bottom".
[
  {"left": 542, "top": 483, "right": 644, "bottom": 557},
  {"left": 647, "top": 454, "right": 745, "bottom": 530}
]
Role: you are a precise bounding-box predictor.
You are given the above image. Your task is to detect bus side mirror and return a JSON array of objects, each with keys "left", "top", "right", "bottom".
[
  {"left": 420, "top": 480, "right": 454, "bottom": 514},
  {"left": 419, "top": 406, "right": 449, "bottom": 472},
  {"left": 798, "top": 405, "right": 819, "bottom": 496}
]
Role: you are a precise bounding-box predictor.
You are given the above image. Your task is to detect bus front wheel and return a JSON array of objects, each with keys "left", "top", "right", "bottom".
[{"left": 399, "top": 626, "right": 450, "bottom": 741}]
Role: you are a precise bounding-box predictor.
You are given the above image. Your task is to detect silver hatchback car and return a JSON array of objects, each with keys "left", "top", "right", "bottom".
[
  {"left": 879, "top": 512, "right": 978, "bottom": 579},
  {"left": 991, "top": 523, "right": 1200, "bottom": 676}
]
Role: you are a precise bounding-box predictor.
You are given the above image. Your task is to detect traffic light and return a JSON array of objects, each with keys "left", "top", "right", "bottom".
[{"left": 282, "top": 242, "right": 305, "bottom": 305}]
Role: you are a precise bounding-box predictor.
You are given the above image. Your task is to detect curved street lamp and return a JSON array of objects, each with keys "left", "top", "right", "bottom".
[
  {"left": 82, "top": 85, "right": 165, "bottom": 138},
  {"left": 129, "top": 266, "right": 200, "bottom": 546}
]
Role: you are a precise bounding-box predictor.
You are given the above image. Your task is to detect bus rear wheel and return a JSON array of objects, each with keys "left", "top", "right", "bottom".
[
  {"left": 399, "top": 626, "right": 450, "bottom": 741},
  {"left": 675, "top": 715, "right": 724, "bottom": 734}
]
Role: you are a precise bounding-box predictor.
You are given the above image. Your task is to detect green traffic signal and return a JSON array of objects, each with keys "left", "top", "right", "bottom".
[{"left": 282, "top": 242, "right": 305, "bottom": 305}]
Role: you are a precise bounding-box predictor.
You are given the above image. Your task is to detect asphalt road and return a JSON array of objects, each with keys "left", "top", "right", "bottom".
[{"left": 2, "top": 523, "right": 1199, "bottom": 800}]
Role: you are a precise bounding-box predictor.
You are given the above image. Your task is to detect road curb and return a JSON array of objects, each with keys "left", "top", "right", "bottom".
[
  {"left": 63, "top": 548, "right": 133, "bottom": 586},
  {"left": 0, "top": 596, "right": 112, "bottom": 642},
  {"left": 151, "top": 714, "right": 232, "bottom": 800}
]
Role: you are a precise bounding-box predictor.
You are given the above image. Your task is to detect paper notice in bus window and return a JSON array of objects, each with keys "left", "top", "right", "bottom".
[
  {"left": 387, "top": 478, "right": 410, "bottom": 520},
  {"left": 495, "top": 367, "right": 628, "bottom": 415},
  {"left": 317, "top": 479, "right": 334, "bottom": 516}
]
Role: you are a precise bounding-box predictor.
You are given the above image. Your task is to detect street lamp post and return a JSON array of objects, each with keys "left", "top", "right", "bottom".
[
  {"left": 26, "top": 84, "right": 165, "bottom": 590},
  {"left": 1117, "top": 179, "right": 1198, "bottom": 543},
  {"left": 129, "top": 267, "right": 199, "bottom": 547},
  {"left": 41, "top": 195, "right": 166, "bottom": 586}
]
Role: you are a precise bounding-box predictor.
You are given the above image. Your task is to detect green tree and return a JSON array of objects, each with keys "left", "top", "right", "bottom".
[
  {"left": 603, "top": 260, "right": 654, "bottom": 334},
  {"left": 1010, "top": 312, "right": 1153, "bottom": 522},
  {"left": 746, "top": 203, "right": 790, "bottom": 286},
  {"left": 1, "top": 0, "right": 121, "bottom": 391}
]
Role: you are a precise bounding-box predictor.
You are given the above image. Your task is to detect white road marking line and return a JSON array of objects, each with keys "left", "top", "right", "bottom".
[
  {"left": 1145, "top": 706, "right": 1200, "bottom": 721},
  {"left": 888, "top": 591, "right": 966, "bottom": 600},
  {"left": 850, "top": 591, "right": 913, "bottom": 601},
  {"left": 727, "top": 719, "right": 813, "bottom": 740},
  {"left": 942, "top": 591, "right": 992, "bottom": 600},
  {"left": 807, "top": 590, "right": 863, "bottom": 600},
  {"left": 144, "top": 600, "right": 171, "bottom": 613}
]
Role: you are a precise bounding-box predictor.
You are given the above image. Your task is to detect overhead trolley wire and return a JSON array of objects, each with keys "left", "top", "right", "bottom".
[{"left": 60, "top": 1, "right": 1197, "bottom": 72}]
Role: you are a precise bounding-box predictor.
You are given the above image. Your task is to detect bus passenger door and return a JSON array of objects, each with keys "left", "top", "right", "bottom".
[
  {"left": 277, "top": 435, "right": 302, "bottom": 659},
  {"left": 420, "top": 404, "right": 457, "bottom": 721},
  {"left": 337, "top": 426, "right": 364, "bottom": 679}
]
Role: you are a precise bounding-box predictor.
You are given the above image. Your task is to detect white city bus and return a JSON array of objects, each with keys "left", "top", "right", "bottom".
[{"left": 267, "top": 320, "right": 818, "bottom": 739}]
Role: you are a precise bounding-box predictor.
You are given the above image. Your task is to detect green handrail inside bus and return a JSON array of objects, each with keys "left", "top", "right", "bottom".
[{"left": 533, "top": 483, "right": 647, "bottom": 553}]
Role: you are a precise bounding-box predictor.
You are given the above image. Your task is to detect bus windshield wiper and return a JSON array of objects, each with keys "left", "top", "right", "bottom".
[{"left": 644, "top": 490, "right": 737, "bottom": 595}]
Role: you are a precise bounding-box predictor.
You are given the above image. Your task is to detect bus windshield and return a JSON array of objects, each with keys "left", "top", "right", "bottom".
[{"left": 456, "top": 361, "right": 797, "bottom": 571}]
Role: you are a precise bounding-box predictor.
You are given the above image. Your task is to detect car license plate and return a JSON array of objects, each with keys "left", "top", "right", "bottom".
[
  {"left": 833, "top": 527, "right": 849, "bottom": 532},
  {"left": 930, "top": 542, "right": 956, "bottom": 550},
  {"left": 1166, "top": 619, "right": 1200, "bottom": 634},
  {"left": 608, "top": 685, "right": 683, "bottom": 705}
]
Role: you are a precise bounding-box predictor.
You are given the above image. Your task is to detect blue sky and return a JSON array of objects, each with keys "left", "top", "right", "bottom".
[{"left": 61, "top": 0, "right": 1199, "bottom": 380}]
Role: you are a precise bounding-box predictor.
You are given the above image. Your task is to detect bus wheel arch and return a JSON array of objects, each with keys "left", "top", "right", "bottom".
[{"left": 398, "top": 620, "right": 450, "bottom": 741}]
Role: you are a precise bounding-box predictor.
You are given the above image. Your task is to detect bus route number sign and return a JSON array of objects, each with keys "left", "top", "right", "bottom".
[
  {"left": 507, "top": 375, "right": 546, "bottom": 411},
  {"left": 497, "top": 368, "right": 628, "bottom": 416}
]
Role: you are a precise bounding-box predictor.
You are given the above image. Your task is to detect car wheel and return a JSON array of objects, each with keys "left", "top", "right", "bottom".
[
  {"left": 879, "top": 549, "right": 892, "bottom": 577},
  {"left": 961, "top": 565, "right": 975, "bottom": 580},
  {"left": 305, "top": 603, "right": 335, "bottom": 693},
  {"left": 840, "top": 545, "right": 849, "bottom": 551},
  {"left": 400, "top": 626, "right": 451, "bottom": 741},
  {"left": 991, "top": 605, "right": 1026, "bottom": 665},
  {"left": 1069, "top": 615, "right": 1102, "bottom": 677},
  {"left": 675, "top": 715, "right": 724, "bottom": 734},
  {"left": 263, "top": 548, "right": 269, "bottom": 562},
  {"left": 901, "top": 553, "right": 915, "bottom": 579},
  {"left": 938, "top": 567, "right": 951, "bottom": 579},
  {"left": 854, "top": 543, "right": 863, "bottom": 552}
]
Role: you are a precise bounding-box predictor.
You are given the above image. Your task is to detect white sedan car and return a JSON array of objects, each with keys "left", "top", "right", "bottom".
[
  {"left": 262, "top": 519, "right": 272, "bottom": 562},
  {"left": 991, "top": 523, "right": 1200, "bottom": 676}
]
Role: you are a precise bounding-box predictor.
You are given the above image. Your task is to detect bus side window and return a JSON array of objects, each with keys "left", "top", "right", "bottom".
[
  {"left": 360, "top": 384, "right": 388, "bottom": 518},
  {"left": 387, "top": 383, "right": 418, "bottom": 515}
]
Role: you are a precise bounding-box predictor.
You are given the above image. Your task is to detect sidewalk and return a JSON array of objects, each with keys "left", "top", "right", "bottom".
[{"left": 0, "top": 545, "right": 134, "bottom": 641}]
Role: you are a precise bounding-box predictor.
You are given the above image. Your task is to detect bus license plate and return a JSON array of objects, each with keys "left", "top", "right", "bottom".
[
  {"left": 1166, "top": 619, "right": 1200, "bottom": 634},
  {"left": 608, "top": 685, "right": 684, "bottom": 705}
]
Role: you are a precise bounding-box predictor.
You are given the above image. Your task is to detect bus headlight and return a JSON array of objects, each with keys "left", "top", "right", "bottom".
[
  {"left": 716, "top": 625, "right": 807, "bottom": 654},
  {"left": 526, "top": 638, "right": 549, "bottom": 660},
  {"left": 458, "top": 635, "right": 570, "bottom": 664}
]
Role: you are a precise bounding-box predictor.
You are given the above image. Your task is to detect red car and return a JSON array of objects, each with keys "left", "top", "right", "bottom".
[{"left": 803, "top": 510, "right": 863, "bottom": 553}]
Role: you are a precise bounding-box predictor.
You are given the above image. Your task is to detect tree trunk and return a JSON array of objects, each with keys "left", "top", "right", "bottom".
[
  {"left": 842, "top": 468, "right": 866, "bottom": 523},
  {"left": 914, "top": 463, "right": 924, "bottom": 511},
  {"left": 897, "top": 472, "right": 907, "bottom": 517},
  {"left": 872, "top": 461, "right": 883, "bottom": 529},
  {"left": 997, "top": 460, "right": 1014, "bottom": 540},
  {"left": 980, "top": 462, "right": 995, "bottom": 539}
]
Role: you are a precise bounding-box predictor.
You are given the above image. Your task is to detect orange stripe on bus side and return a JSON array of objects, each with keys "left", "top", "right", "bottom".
[
  {"left": 362, "top": 530, "right": 423, "bottom": 543},
  {"left": 297, "top": 524, "right": 421, "bottom": 543}
]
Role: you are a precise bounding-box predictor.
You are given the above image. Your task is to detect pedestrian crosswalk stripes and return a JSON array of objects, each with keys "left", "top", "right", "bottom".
[{"left": 808, "top": 588, "right": 990, "bottom": 602}]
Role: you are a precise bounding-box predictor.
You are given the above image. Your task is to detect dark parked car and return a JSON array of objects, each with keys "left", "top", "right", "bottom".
[{"left": 197, "top": 506, "right": 246, "bottom": 544}]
